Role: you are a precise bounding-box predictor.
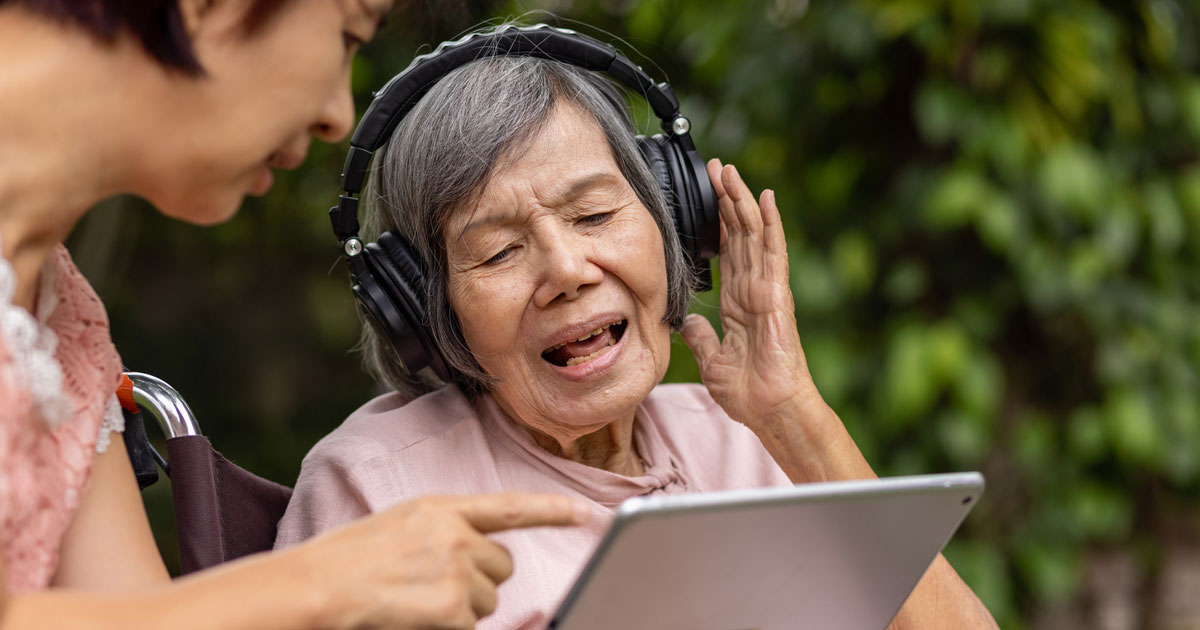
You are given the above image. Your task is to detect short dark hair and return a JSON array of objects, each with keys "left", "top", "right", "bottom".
[{"left": 3, "top": 0, "right": 287, "bottom": 75}]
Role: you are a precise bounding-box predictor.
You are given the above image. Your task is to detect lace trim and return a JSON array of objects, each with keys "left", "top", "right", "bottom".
[
  {"left": 0, "top": 239, "right": 72, "bottom": 429},
  {"left": 94, "top": 393, "right": 124, "bottom": 453}
]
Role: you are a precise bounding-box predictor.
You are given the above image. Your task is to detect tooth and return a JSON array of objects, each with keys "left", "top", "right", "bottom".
[
  {"left": 565, "top": 345, "right": 611, "bottom": 366},
  {"left": 574, "top": 327, "right": 604, "bottom": 343}
]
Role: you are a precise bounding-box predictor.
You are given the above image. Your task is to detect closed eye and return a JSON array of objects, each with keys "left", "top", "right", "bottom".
[
  {"left": 577, "top": 212, "right": 614, "bottom": 227},
  {"left": 484, "top": 246, "right": 517, "bottom": 266}
]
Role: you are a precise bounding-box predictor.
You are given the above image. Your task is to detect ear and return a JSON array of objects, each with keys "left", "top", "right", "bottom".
[{"left": 175, "top": 0, "right": 215, "bottom": 39}]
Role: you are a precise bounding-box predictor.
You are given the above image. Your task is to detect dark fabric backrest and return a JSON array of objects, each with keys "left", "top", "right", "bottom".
[{"left": 165, "top": 436, "right": 293, "bottom": 574}]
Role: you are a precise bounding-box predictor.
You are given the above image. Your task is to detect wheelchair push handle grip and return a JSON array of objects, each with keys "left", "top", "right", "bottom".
[{"left": 124, "top": 372, "right": 203, "bottom": 438}]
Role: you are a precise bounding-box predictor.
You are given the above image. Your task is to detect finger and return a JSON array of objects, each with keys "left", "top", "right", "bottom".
[
  {"left": 759, "top": 189, "right": 787, "bottom": 256},
  {"left": 718, "top": 215, "right": 729, "bottom": 262},
  {"left": 722, "top": 165, "right": 763, "bottom": 235},
  {"left": 759, "top": 190, "right": 789, "bottom": 284},
  {"left": 447, "top": 493, "right": 588, "bottom": 533},
  {"left": 717, "top": 216, "right": 732, "bottom": 289},
  {"left": 469, "top": 538, "right": 514, "bottom": 586},
  {"left": 717, "top": 164, "right": 748, "bottom": 234},
  {"left": 711, "top": 162, "right": 741, "bottom": 245},
  {"left": 681, "top": 314, "right": 720, "bottom": 372},
  {"left": 467, "top": 563, "right": 499, "bottom": 620},
  {"left": 706, "top": 158, "right": 727, "bottom": 199}
]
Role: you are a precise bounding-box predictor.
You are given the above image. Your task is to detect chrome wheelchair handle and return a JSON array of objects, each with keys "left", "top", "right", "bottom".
[{"left": 126, "top": 372, "right": 203, "bottom": 438}]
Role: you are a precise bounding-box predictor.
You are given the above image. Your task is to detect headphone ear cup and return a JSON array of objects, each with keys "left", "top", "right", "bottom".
[
  {"left": 357, "top": 232, "right": 454, "bottom": 381},
  {"left": 637, "top": 133, "right": 720, "bottom": 290},
  {"left": 664, "top": 134, "right": 719, "bottom": 263},
  {"left": 635, "top": 135, "right": 675, "bottom": 207},
  {"left": 636, "top": 134, "right": 696, "bottom": 258}
]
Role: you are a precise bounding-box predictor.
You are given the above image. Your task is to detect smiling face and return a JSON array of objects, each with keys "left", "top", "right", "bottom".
[
  {"left": 139, "top": 0, "right": 389, "bottom": 225},
  {"left": 445, "top": 103, "right": 673, "bottom": 442}
]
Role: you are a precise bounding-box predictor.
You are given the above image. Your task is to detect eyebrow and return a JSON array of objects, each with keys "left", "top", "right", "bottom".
[{"left": 455, "top": 171, "right": 620, "bottom": 239}]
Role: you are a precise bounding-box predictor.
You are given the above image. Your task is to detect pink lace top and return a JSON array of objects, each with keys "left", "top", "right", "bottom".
[{"left": 0, "top": 243, "right": 125, "bottom": 593}]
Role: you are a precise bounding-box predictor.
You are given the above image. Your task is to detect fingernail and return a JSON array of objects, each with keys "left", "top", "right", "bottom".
[{"left": 574, "top": 499, "right": 591, "bottom": 525}]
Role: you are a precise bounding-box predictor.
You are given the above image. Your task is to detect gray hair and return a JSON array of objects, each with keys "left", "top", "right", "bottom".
[{"left": 359, "top": 52, "right": 695, "bottom": 399}]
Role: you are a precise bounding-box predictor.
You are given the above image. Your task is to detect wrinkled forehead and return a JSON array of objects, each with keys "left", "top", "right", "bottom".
[{"left": 441, "top": 102, "right": 624, "bottom": 237}]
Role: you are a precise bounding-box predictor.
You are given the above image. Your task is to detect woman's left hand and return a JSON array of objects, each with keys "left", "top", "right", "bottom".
[{"left": 681, "top": 160, "right": 818, "bottom": 430}]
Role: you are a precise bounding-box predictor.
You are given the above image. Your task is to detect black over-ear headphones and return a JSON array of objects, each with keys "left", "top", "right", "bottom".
[{"left": 329, "top": 24, "right": 720, "bottom": 382}]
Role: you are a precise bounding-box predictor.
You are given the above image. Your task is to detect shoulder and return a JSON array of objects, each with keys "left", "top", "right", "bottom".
[
  {"left": 279, "top": 385, "right": 489, "bottom": 546},
  {"left": 296, "top": 383, "right": 496, "bottom": 496},
  {"left": 306, "top": 384, "right": 480, "bottom": 461}
]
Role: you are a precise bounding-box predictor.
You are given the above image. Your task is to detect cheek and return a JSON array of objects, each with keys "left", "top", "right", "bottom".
[
  {"left": 448, "top": 274, "right": 528, "bottom": 370},
  {"left": 625, "top": 222, "right": 671, "bottom": 309},
  {"left": 615, "top": 219, "right": 673, "bottom": 359}
]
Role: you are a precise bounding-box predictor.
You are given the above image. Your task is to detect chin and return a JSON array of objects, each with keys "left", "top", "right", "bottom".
[
  {"left": 153, "top": 189, "right": 246, "bottom": 226},
  {"left": 552, "top": 358, "right": 665, "bottom": 423}
]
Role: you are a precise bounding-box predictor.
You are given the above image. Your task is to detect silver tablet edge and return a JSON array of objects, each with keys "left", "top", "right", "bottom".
[
  {"left": 549, "top": 472, "right": 984, "bottom": 629},
  {"left": 616, "top": 471, "right": 984, "bottom": 520}
]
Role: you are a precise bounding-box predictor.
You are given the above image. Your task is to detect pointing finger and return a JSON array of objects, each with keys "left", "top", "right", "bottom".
[{"left": 445, "top": 493, "right": 588, "bottom": 534}]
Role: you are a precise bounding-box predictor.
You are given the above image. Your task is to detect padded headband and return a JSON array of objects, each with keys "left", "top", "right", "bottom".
[{"left": 330, "top": 24, "right": 693, "bottom": 243}]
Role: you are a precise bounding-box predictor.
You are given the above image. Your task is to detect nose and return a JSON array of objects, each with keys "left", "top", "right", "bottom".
[
  {"left": 532, "top": 228, "right": 604, "bottom": 308},
  {"left": 311, "top": 72, "right": 355, "bottom": 143}
]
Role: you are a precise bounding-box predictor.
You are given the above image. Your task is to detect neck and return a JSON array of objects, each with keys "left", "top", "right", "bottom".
[
  {"left": 525, "top": 415, "right": 645, "bottom": 476},
  {"left": 0, "top": 6, "right": 160, "bottom": 309}
]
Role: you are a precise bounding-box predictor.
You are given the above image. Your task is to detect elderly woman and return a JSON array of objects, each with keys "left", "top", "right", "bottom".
[{"left": 276, "top": 40, "right": 998, "bottom": 629}]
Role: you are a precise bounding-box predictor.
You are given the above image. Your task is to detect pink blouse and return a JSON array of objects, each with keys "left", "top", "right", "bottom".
[
  {"left": 276, "top": 383, "right": 791, "bottom": 630},
  {"left": 0, "top": 244, "right": 125, "bottom": 593}
]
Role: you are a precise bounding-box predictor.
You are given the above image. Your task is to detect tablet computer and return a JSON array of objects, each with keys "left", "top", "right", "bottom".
[{"left": 548, "top": 472, "right": 984, "bottom": 630}]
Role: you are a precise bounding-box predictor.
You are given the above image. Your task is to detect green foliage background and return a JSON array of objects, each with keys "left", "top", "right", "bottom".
[{"left": 70, "top": 0, "right": 1200, "bottom": 626}]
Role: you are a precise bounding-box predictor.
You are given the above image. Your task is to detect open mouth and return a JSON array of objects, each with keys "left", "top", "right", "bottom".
[{"left": 541, "top": 320, "right": 628, "bottom": 367}]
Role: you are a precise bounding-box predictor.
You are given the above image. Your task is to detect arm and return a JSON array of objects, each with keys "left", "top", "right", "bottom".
[
  {"left": 51, "top": 436, "right": 170, "bottom": 589},
  {"left": 681, "top": 160, "right": 997, "bottom": 630},
  {"left": 3, "top": 479, "right": 585, "bottom": 630}
]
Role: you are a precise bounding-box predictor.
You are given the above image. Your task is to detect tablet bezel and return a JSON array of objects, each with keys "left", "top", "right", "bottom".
[{"left": 549, "top": 471, "right": 984, "bottom": 630}]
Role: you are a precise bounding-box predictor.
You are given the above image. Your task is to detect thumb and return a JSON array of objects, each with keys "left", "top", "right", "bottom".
[{"left": 681, "top": 313, "right": 720, "bottom": 371}]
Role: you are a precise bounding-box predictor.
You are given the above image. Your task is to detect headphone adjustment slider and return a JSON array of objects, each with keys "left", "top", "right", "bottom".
[
  {"left": 344, "top": 238, "right": 364, "bottom": 257},
  {"left": 671, "top": 116, "right": 691, "bottom": 136}
]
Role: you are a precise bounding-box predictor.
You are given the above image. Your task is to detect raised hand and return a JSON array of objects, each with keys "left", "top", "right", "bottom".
[{"left": 681, "top": 160, "right": 817, "bottom": 431}]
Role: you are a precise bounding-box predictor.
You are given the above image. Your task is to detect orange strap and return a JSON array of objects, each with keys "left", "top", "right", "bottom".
[{"left": 116, "top": 373, "right": 138, "bottom": 413}]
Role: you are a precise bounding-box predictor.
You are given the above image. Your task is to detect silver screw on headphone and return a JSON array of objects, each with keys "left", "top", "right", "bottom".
[
  {"left": 671, "top": 116, "right": 691, "bottom": 135},
  {"left": 344, "top": 238, "right": 364, "bottom": 257}
]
